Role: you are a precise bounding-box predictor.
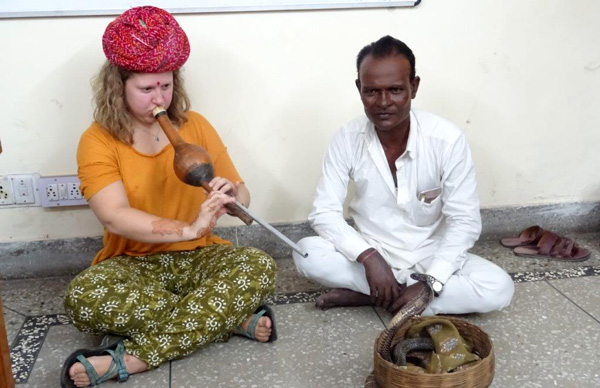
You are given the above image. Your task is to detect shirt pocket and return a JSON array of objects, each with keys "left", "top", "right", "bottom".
[{"left": 409, "top": 191, "right": 443, "bottom": 226}]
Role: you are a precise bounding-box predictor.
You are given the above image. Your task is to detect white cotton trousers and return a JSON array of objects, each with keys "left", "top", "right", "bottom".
[{"left": 292, "top": 236, "right": 514, "bottom": 316}]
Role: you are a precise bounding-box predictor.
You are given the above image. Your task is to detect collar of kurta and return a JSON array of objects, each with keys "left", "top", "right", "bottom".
[{"left": 364, "top": 109, "right": 419, "bottom": 160}]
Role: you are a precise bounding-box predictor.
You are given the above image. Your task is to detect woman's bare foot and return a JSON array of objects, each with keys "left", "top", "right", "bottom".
[
  {"left": 237, "top": 314, "right": 272, "bottom": 342},
  {"left": 69, "top": 353, "right": 148, "bottom": 387},
  {"left": 315, "top": 288, "right": 373, "bottom": 310}
]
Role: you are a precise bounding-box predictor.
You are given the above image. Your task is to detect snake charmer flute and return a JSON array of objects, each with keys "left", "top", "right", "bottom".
[{"left": 152, "top": 106, "right": 308, "bottom": 258}]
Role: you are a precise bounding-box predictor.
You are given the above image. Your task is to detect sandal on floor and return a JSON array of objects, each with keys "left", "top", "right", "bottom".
[
  {"left": 513, "top": 231, "right": 591, "bottom": 261},
  {"left": 233, "top": 305, "right": 278, "bottom": 343},
  {"left": 60, "top": 335, "right": 129, "bottom": 388},
  {"left": 500, "top": 225, "right": 546, "bottom": 248}
]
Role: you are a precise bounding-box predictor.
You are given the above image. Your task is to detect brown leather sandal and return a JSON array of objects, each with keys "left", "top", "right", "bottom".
[
  {"left": 500, "top": 225, "right": 546, "bottom": 248},
  {"left": 513, "top": 231, "right": 590, "bottom": 261}
]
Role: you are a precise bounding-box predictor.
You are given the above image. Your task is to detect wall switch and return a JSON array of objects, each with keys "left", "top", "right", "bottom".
[
  {"left": 38, "top": 175, "right": 87, "bottom": 207},
  {"left": 58, "top": 183, "right": 68, "bottom": 200},
  {"left": 0, "top": 174, "right": 41, "bottom": 208},
  {"left": 13, "top": 176, "right": 37, "bottom": 204}
]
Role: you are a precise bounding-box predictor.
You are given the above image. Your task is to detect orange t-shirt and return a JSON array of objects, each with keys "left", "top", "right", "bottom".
[{"left": 77, "top": 111, "right": 242, "bottom": 265}]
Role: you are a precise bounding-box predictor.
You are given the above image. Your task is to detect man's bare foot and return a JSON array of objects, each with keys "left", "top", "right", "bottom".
[
  {"left": 237, "top": 314, "right": 272, "bottom": 342},
  {"left": 315, "top": 288, "right": 373, "bottom": 310},
  {"left": 69, "top": 352, "right": 148, "bottom": 387}
]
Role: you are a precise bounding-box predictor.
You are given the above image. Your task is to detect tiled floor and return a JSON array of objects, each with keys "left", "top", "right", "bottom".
[{"left": 2, "top": 232, "right": 599, "bottom": 388}]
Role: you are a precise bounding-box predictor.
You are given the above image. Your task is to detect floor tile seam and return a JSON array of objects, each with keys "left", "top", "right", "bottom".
[
  {"left": 2, "top": 304, "right": 28, "bottom": 317},
  {"left": 544, "top": 280, "right": 600, "bottom": 325}
]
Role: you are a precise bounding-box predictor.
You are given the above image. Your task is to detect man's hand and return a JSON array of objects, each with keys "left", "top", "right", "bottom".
[
  {"left": 388, "top": 281, "right": 428, "bottom": 314},
  {"left": 359, "top": 249, "right": 402, "bottom": 311}
]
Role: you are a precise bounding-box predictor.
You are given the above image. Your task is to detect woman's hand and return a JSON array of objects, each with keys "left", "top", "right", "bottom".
[
  {"left": 208, "top": 176, "right": 238, "bottom": 196},
  {"left": 188, "top": 191, "right": 235, "bottom": 239},
  {"left": 207, "top": 177, "right": 250, "bottom": 210}
]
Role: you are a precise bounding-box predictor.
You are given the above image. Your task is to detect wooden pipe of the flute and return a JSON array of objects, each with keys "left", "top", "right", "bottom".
[
  {"left": 152, "top": 107, "right": 253, "bottom": 225},
  {"left": 153, "top": 107, "right": 213, "bottom": 184}
]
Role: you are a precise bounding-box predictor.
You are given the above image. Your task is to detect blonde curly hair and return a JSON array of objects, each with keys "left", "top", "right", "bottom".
[{"left": 92, "top": 61, "right": 191, "bottom": 145}]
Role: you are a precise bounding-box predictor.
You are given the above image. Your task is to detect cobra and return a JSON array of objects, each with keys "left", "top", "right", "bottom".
[
  {"left": 378, "top": 273, "right": 434, "bottom": 363},
  {"left": 365, "top": 274, "right": 435, "bottom": 387}
]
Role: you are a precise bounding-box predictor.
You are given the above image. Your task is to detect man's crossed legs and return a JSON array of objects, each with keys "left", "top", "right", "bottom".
[{"left": 292, "top": 236, "right": 514, "bottom": 316}]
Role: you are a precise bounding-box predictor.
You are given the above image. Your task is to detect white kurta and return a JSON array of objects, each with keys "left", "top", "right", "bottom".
[
  {"left": 310, "top": 109, "right": 481, "bottom": 283},
  {"left": 294, "top": 109, "right": 513, "bottom": 314}
]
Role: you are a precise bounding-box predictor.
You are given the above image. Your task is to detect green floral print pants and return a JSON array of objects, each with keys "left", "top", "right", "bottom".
[{"left": 63, "top": 244, "right": 276, "bottom": 368}]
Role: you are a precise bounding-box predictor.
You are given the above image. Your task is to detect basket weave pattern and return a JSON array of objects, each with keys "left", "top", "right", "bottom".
[{"left": 373, "top": 316, "right": 495, "bottom": 388}]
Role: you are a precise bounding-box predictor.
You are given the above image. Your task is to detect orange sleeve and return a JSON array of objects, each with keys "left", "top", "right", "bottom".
[{"left": 77, "top": 124, "right": 122, "bottom": 201}]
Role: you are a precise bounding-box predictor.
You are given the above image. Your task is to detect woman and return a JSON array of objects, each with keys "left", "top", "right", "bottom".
[{"left": 61, "top": 6, "right": 277, "bottom": 387}]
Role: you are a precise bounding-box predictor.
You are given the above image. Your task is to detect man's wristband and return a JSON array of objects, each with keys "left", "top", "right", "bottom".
[{"left": 358, "top": 249, "right": 377, "bottom": 263}]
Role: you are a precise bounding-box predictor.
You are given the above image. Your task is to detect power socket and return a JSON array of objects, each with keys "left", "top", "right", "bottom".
[
  {"left": 38, "top": 175, "right": 87, "bottom": 207},
  {"left": 0, "top": 174, "right": 41, "bottom": 208},
  {"left": 46, "top": 184, "right": 59, "bottom": 201},
  {"left": 0, "top": 177, "right": 14, "bottom": 205},
  {"left": 68, "top": 183, "right": 83, "bottom": 199}
]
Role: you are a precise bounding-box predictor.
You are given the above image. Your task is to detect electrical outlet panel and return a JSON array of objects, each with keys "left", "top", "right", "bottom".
[
  {"left": 0, "top": 174, "right": 41, "bottom": 208},
  {"left": 13, "top": 176, "right": 37, "bottom": 204},
  {"left": 38, "top": 175, "right": 87, "bottom": 207},
  {"left": 0, "top": 174, "right": 86, "bottom": 208},
  {"left": 0, "top": 177, "right": 14, "bottom": 205}
]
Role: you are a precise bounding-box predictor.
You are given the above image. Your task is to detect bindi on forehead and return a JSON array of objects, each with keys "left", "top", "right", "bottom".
[{"left": 156, "top": 81, "right": 161, "bottom": 86}]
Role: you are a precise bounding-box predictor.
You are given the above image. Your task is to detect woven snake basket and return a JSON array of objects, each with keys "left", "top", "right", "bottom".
[{"left": 370, "top": 316, "right": 495, "bottom": 388}]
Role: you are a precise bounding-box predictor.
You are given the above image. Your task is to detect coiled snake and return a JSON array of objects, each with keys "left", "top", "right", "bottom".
[{"left": 365, "top": 273, "right": 435, "bottom": 387}]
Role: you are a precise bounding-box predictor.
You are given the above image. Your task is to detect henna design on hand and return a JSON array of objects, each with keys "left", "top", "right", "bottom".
[
  {"left": 151, "top": 219, "right": 186, "bottom": 236},
  {"left": 196, "top": 219, "right": 217, "bottom": 239}
]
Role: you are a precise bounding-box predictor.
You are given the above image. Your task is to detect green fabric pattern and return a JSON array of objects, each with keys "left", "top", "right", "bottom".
[
  {"left": 64, "top": 244, "right": 276, "bottom": 368},
  {"left": 405, "top": 318, "right": 480, "bottom": 374}
]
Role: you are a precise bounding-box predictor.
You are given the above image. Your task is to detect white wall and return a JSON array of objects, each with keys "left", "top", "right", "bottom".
[{"left": 1, "top": 0, "right": 599, "bottom": 242}]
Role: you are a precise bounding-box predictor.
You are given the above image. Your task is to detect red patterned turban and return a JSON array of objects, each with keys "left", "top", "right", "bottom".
[{"left": 102, "top": 6, "right": 190, "bottom": 73}]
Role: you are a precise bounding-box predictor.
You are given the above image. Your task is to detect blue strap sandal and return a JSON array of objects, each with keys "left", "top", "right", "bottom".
[
  {"left": 60, "top": 335, "right": 129, "bottom": 387},
  {"left": 233, "top": 304, "right": 278, "bottom": 342}
]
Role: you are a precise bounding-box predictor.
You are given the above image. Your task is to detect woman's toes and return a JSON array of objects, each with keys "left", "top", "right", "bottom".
[
  {"left": 255, "top": 316, "right": 272, "bottom": 342},
  {"left": 69, "top": 362, "right": 89, "bottom": 384}
]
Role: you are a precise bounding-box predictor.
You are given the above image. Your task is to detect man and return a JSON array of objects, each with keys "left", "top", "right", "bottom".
[{"left": 292, "top": 36, "right": 514, "bottom": 316}]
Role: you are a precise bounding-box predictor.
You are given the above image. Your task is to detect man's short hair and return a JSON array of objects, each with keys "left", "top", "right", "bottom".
[{"left": 356, "top": 35, "right": 416, "bottom": 80}]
